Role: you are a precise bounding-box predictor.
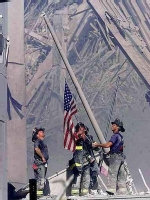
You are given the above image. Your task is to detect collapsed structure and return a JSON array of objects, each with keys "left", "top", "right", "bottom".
[{"left": 24, "top": 0, "right": 150, "bottom": 199}]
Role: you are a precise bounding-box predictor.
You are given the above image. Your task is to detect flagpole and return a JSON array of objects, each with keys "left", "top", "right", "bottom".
[
  {"left": 138, "top": 168, "right": 150, "bottom": 193},
  {"left": 42, "top": 12, "right": 109, "bottom": 153}
]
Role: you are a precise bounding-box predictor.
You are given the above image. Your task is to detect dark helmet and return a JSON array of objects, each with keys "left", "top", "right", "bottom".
[
  {"left": 75, "top": 122, "right": 85, "bottom": 132},
  {"left": 38, "top": 127, "right": 45, "bottom": 132},
  {"left": 111, "top": 118, "right": 125, "bottom": 132},
  {"left": 32, "top": 127, "right": 45, "bottom": 142}
]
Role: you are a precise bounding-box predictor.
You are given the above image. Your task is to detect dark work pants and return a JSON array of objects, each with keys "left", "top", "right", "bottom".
[
  {"left": 34, "top": 164, "right": 47, "bottom": 191},
  {"left": 90, "top": 161, "right": 99, "bottom": 190},
  {"left": 107, "top": 154, "right": 127, "bottom": 194},
  {"left": 71, "top": 164, "right": 90, "bottom": 196}
]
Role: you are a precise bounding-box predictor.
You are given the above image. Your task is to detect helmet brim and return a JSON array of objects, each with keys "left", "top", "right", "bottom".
[{"left": 111, "top": 122, "right": 125, "bottom": 132}]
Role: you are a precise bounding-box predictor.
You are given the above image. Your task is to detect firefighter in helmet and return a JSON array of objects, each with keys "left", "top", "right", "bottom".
[
  {"left": 32, "top": 127, "right": 49, "bottom": 197},
  {"left": 69, "top": 122, "right": 100, "bottom": 196},
  {"left": 93, "top": 118, "right": 127, "bottom": 195}
]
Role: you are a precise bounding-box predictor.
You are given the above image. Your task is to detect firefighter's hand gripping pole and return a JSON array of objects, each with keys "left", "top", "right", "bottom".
[{"left": 41, "top": 12, "right": 109, "bottom": 154}]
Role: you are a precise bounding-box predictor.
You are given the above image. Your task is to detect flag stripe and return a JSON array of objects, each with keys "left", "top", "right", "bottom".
[
  {"left": 64, "top": 110, "right": 77, "bottom": 149},
  {"left": 71, "top": 105, "right": 76, "bottom": 111},
  {"left": 68, "top": 123, "right": 74, "bottom": 150}
]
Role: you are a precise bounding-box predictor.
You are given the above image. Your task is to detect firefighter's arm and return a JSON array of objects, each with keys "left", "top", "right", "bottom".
[
  {"left": 93, "top": 141, "right": 113, "bottom": 148},
  {"left": 35, "top": 147, "right": 46, "bottom": 163}
]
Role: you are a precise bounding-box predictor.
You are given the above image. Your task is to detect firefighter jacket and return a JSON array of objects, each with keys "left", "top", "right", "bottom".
[{"left": 69, "top": 134, "right": 97, "bottom": 173}]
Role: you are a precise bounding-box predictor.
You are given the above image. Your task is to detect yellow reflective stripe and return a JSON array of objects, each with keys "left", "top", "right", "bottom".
[
  {"left": 71, "top": 189, "right": 79, "bottom": 194},
  {"left": 75, "top": 163, "right": 81, "bottom": 166},
  {"left": 75, "top": 146, "right": 82, "bottom": 150},
  {"left": 70, "top": 163, "right": 81, "bottom": 170},
  {"left": 81, "top": 188, "right": 89, "bottom": 194},
  {"left": 37, "top": 191, "right": 43, "bottom": 195}
]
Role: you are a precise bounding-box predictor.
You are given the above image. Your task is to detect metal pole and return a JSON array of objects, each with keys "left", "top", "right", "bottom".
[
  {"left": 138, "top": 168, "right": 150, "bottom": 193},
  {"left": 42, "top": 12, "right": 109, "bottom": 153},
  {"left": 98, "top": 175, "right": 107, "bottom": 190},
  {"left": 55, "top": 174, "right": 74, "bottom": 200}
]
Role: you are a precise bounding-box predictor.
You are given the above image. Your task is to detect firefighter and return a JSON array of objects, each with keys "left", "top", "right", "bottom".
[
  {"left": 83, "top": 126, "right": 101, "bottom": 195},
  {"left": 32, "top": 127, "right": 49, "bottom": 197},
  {"left": 70, "top": 122, "right": 101, "bottom": 196},
  {"left": 93, "top": 118, "right": 127, "bottom": 195},
  {"left": 69, "top": 122, "right": 91, "bottom": 196}
]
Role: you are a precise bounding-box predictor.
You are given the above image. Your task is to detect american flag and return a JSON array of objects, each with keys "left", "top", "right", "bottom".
[
  {"left": 100, "top": 160, "right": 108, "bottom": 176},
  {"left": 64, "top": 82, "right": 77, "bottom": 152}
]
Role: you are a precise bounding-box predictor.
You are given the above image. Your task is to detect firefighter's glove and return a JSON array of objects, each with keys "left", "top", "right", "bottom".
[{"left": 92, "top": 142, "right": 99, "bottom": 148}]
